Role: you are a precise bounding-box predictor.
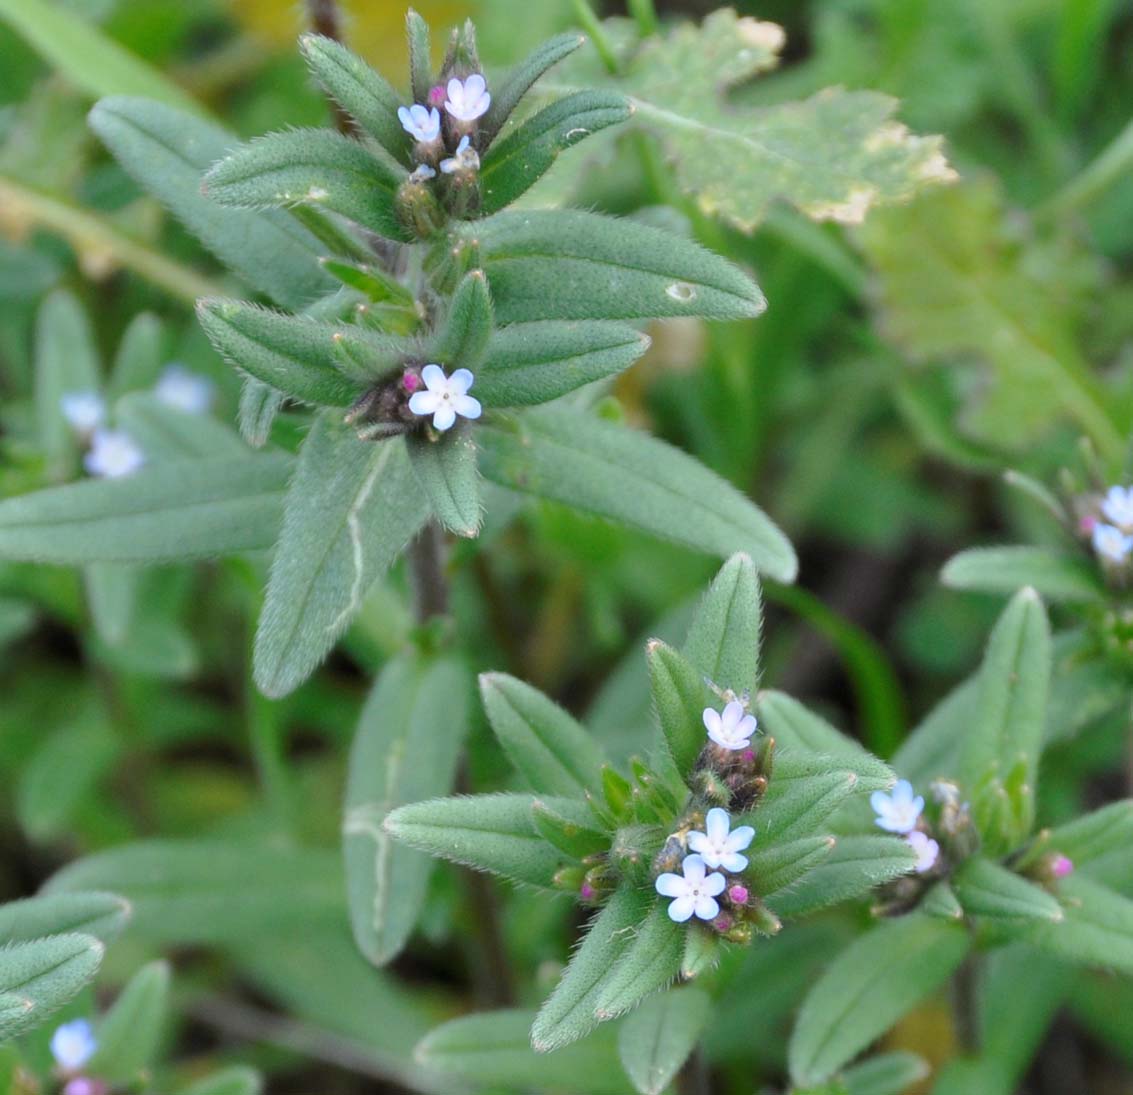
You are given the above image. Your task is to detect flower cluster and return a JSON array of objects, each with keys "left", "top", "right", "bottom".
[
  {"left": 407, "top": 364, "right": 481, "bottom": 431},
  {"left": 871, "top": 779, "right": 940, "bottom": 873},
  {"left": 399, "top": 74, "right": 489, "bottom": 183},
  {"left": 655, "top": 808, "right": 754, "bottom": 923},
  {"left": 1086, "top": 485, "right": 1133, "bottom": 567},
  {"left": 50, "top": 1019, "right": 106, "bottom": 1095}
]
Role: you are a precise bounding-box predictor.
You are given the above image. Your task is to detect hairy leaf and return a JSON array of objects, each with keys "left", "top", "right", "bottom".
[
  {"left": 428, "top": 270, "right": 493, "bottom": 371},
  {"left": 88, "top": 960, "right": 169, "bottom": 1082},
  {"left": 0, "top": 892, "right": 130, "bottom": 944},
  {"left": 0, "top": 934, "right": 103, "bottom": 1042},
  {"left": 481, "top": 32, "right": 586, "bottom": 142},
  {"left": 406, "top": 428, "right": 483, "bottom": 538},
  {"left": 618, "top": 987, "right": 710, "bottom": 1095},
  {"left": 952, "top": 857, "right": 1063, "bottom": 924},
  {"left": 647, "top": 641, "right": 715, "bottom": 779},
  {"left": 942, "top": 546, "right": 1105, "bottom": 603}
]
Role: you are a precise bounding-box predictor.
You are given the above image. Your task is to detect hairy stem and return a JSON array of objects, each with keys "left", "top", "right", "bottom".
[
  {"left": 951, "top": 952, "right": 982, "bottom": 1054},
  {"left": 408, "top": 521, "right": 450, "bottom": 621}
]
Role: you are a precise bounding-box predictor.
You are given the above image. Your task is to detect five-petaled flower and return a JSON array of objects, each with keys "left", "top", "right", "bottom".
[
  {"left": 1093, "top": 522, "right": 1133, "bottom": 564},
  {"left": 51, "top": 1019, "right": 97, "bottom": 1072},
  {"left": 703, "top": 700, "right": 756, "bottom": 751},
  {"left": 155, "top": 364, "right": 213, "bottom": 415},
  {"left": 60, "top": 391, "right": 106, "bottom": 434},
  {"left": 408, "top": 365, "right": 482, "bottom": 431},
  {"left": 84, "top": 428, "right": 145, "bottom": 479},
  {"left": 444, "top": 74, "right": 490, "bottom": 122},
  {"left": 687, "top": 807, "right": 755, "bottom": 872},
  {"left": 655, "top": 854, "right": 726, "bottom": 922},
  {"left": 871, "top": 779, "right": 924, "bottom": 834},
  {"left": 440, "top": 135, "right": 479, "bottom": 175},
  {"left": 1102, "top": 485, "right": 1133, "bottom": 529},
  {"left": 398, "top": 103, "right": 442, "bottom": 143},
  {"left": 906, "top": 830, "right": 939, "bottom": 873}
]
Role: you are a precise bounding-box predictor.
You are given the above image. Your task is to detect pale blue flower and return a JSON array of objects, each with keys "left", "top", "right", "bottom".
[
  {"left": 702, "top": 700, "right": 756, "bottom": 751},
  {"left": 408, "top": 365, "right": 481, "bottom": 431},
  {"left": 1102, "top": 485, "right": 1133, "bottom": 529},
  {"left": 687, "top": 808, "right": 755, "bottom": 872},
  {"left": 398, "top": 103, "right": 441, "bottom": 142},
  {"left": 155, "top": 364, "right": 213, "bottom": 415},
  {"left": 655, "top": 854, "right": 726, "bottom": 922},
  {"left": 60, "top": 391, "right": 105, "bottom": 434},
  {"left": 1093, "top": 522, "right": 1133, "bottom": 564},
  {"left": 440, "top": 135, "right": 479, "bottom": 175},
  {"left": 84, "top": 428, "right": 144, "bottom": 478},
  {"left": 444, "top": 74, "right": 490, "bottom": 122},
  {"left": 871, "top": 779, "right": 924, "bottom": 834},
  {"left": 906, "top": 830, "right": 939, "bottom": 873},
  {"left": 51, "top": 1019, "right": 97, "bottom": 1072}
]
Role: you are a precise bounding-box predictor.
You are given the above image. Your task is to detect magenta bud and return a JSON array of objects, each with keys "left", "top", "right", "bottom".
[
  {"left": 428, "top": 84, "right": 447, "bottom": 107},
  {"left": 728, "top": 884, "right": 749, "bottom": 905},
  {"left": 711, "top": 913, "right": 732, "bottom": 934},
  {"left": 580, "top": 883, "right": 595, "bottom": 900},
  {"left": 1080, "top": 515, "right": 1098, "bottom": 533},
  {"left": 741, "top": 749, "right": 755, "bottom": 764},
  {"left": 402, "top": 370, "right": 422, "bottom": 393},
  {"left": 1052, "top": 854, "right": 1074, "bottom": 878},
  {"left": 63, "top": 1081, "right": 108, "bottom": 1095}
]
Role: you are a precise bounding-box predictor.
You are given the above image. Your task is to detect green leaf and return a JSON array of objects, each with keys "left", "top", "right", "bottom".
[
  {"left": 178, "top": 1068, "right": 262, "bottom": 1095},
  {"left": 239, "top": 380, "right": 286, "bottom": 449},
  {"left": 108, "top": 313, "right": 164, "bottom": 398},
  {"left": 86, "top": 560, "right": 140, "bottom": 650},
  {"left": 891, "top": 676, "right": 977, "bottom": 789},
  {"left": 479, "top": 409, "right": 796, "bottom": 580},
  {"left": 481, "top": 32, "right": 586, "bottom": 142},
  {"left": 767, "top": 836, "right": 917, "bottom": 920},
  {"left": 89, "top": 98, "right": 331, "bottom": 311},
  {"left": 749, "top": 836, "right": 836, "bottom": 897},
  {"left": 480, "top": 672, "right": 607, "bottom": 797},
  {"left": 112, "top": 394, "right": 247, "bottom": 462},
  {"left": 679, "top": 927, "right": 719, "bottom": 981},
  {"left": 299, "top": 34, "right": 407, "bottom": 158},
  {"left": 592, "top": 905, "right": 683, "bottom": 1022},
  {"left": 481, "top": 91, "right": 630, "bottom": 213},
  {"left": 0, "top": 455, "right": 290, "bottom": 564},
  {"left": 531, "top": 797, "right": 609, "bottom": 860},
  {"left": 46, "top": 841, "right": 344, "bottom": 943},
  {"left": 385, "top": 793, "right": 566, "bottom": 887},
  {"left": 550, "top": 9, "right": 953, "bottom": 231},
  {"left": 429, "top": 270, "right": 493, "bottom": 371},
  {"left": 788, "top": 914, "right": 970, "bottom": 1086},
  {"left": 842, "top": 1052, "right": 930, "bottom": 1095},
  {"left": 1026, "top": 876, "right": 1133, "bottom": 975},
  {"left": 343, "top": 653, "right": 470, "bottom": 967},
  {"left": 0, "top": 934, "right": 103, "bottom": 1042},
  {"left": 942, "top": 546, "right": 1105, "bottom": 603},
  {"left": 88, "top": 960, "right": 169, "bottom": 1082},
  {"left": 34, "top": 290, "right": 100, "bottom": 481},
  {"left": 532, "top": 885, "right": 652, "bottom": 1052},
  {"left": 618, "top": 987, "right": 710, "bottom": 1095},
  {"left": 647, "top": 641, "right": 714, "bottom": 779},
  {"left": 1043, "top": 800, "right": 1133, "bottom": 878},
  {"left": 407, "top": 428, "right": 482, "bottom": 538},
  {"left": 476, "top": 321, "right": 650, "bottom": 407},
  {"left": 683, "top": 552, "right": 764, "bottom": 695},
  {"left": 960, "top": 588, "right": 1051, "bottom": 853},
  {"left": 470, "top": 210, "right": 766, "bottom": 323},
  {"left": 952, "top": 857, "right": 1063, "bottom": 924},
  {"left": 204, "top": 129, "right": 408, "bottom": 241},
  {"left": 0, "top": 892, "right": 130, "bottom": 944},
  {"left": 416, "top": 1009, "right": 631, "bottom": 1095},
  {"left": 254, "top": 421, "right": 428, "bottom": 698},
  {"left": 406, "top": 9, "right": 432, "bottom": 103},
  {"left": 0, "top": 0, "right": 204, "bottom": 115},
  {"left": 197, "top": 300, "right": 360, "bottom": 408}
]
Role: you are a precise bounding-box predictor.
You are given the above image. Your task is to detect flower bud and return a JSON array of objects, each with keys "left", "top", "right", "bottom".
[
  {"left": 727, "top": 884, "right": 749, "bottom": 906},
  {"left": 396, "top": 174, "right": 446, "bottom": 239}
]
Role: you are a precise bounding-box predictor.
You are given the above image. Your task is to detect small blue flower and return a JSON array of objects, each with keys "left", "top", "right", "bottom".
[
  {"left": 687, "top": 808, "right": 755, "bottom": 872},
  {"left": 51, "top": 1019, "right": 97, "bottom": 1072},
  {"left": 906, "top": 830, "right": 940, "bottom": 873},
  {"left": 1093, "top": 522, "right": 1133, "bottom": 564},
  {"left": 870, "top": 779, "right": 924, "bottom": 834},
  {"left": 655, "top": 854, "right": 726, "bottom": 922},
  {"left": 397, "top": 103, "right": 441, "bottom": 143},
  {"left": 1102, "top": 485, "right": 1133, "bottom": 529},
  {"left": 60, "top": 391, "right": 105, "bottom": 434},
  {"left": 444, "top": 74, "right": 491, "bottom": 123},
  {"left": 154, "top": 364, "right": 214, "bottom": 415},
  {"left": 440, "top": 135, "right": 479, "bottom": 175}
]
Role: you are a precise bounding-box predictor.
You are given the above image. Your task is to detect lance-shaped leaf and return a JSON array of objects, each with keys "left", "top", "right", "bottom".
[
  {"left": 683, "top": 552, "right": 763, "bottom": 695},
  {"left": 89, "top": 98, "right": 330, "bottom": 310},
  {"left": 0, "top": 934, "right": 103, "bottom": 1042},
  {"left": 1042, "top": 799, "right": 1133, "bottom": 879},
  {"left": 254, "top": 421, "right": 429, "bottom": 698},
  {"left": 469, "top": 210, "right": 765, "bottom": 323},
  {"left": 1026, "top": 876, "right": 1133, "bottom": 975},
  {"left": 767, "top": 835, "right": 916, "bottom": 920},
  {"left": 942, "top": 546, "right": 1105, "bottom": 603},
  {"left": 531, "top": 797, "right": 608, "bottom": 860},
  {"left": 343, "top": 653, "right": 470, "bottom": 967},
  {"left": 88, "top": 960, "right": 169, "bottom": 1082},
  {"left": 842, "top": 1052, "right": 930, "bottom": 1095},
  {"left": 114, "top": 395, "right": 248, "bottom": 463},
  {"left": 680, "top": 928, "right": 718, "bottom": 981},
  {"left": 481, "top": 32, "right": 586, "bottom": 142},
  {"left": 240, "top": 379, "right": 286, "bottom": 449},
  {"left": 46, "top": 841, "right": 344, "bottom": 943},
  {"left": 108, "top": 312, "right": 164, "bottom": 397},
  {"left": 428, "top": 270, "right": 493, "bottom": 371},
  {"left": 647, "top": 640, "right": 714, "bottom": 779},
  {"left": 756, "top": 753, "right": 887, "bottom": 842},
  {"left": 0, "top": 892, "right": 130, "bottom": 944},
  {"left": 788, "top": 914, "right": 969, "bottom": 1086},
  {"left": 481, "top": 91, "right": 631, "bottom": 214},
  {"left": 618, "top": 987, "right": 710, "bottom": 1095},
  {"left": 478, "top": 408, "right": 796, "bottom": 580},
  {"left": 532, "top": 885, "right": 653, "bottom": 1052},
  {"left": 197, "top": 300, "right": 360, "bottom": 408},
  {"left": 416, "top": 1009, "right": 628, "bottom": 1095},
  {"left": 406, "top": 429, "right": 482, "bottom": 538},
  {"left": 0, "top": 454, "right": 291, "bottom": 564},
  {"left": 299, "top": 34, "right": 408, "bottom": 158},
  {"left": 952, "top": 857, "right": 1063, "bottom": 925},
  {"left": 749, "top": 836, "right": 835, "bottom": 897},
  {"left": 204, "top": 129, "right": 408, "bottom": 241},
  {"left": 480, "top": 672, "right": 607, "bottom": 797},
  {"left": 591, "top": 906, "right": 683, "bottom": 1022},
  {"left": 550, "top": 9, "right": 954, "bottom": 231},
  {"left": 475, "top": 321, "right": 650, "bottom": 407},
  {"left": 891, "top": 675, "right": 977, "bottom": 789},
  {"left": 179, "top": 1069, "right": 263, "bottom": 1095},
  {"left": 960, "top": 588, "right": 1051, "bottom": 853},
  {"left": 384, "top": 793, "right": 565, "bottom": 887},
  {"left": 406, "top": 9, "right": 432, "bottom": 103}
]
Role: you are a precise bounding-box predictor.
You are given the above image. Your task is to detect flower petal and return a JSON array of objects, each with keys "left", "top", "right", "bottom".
[
  {"left": 702, "top": 707, "right": 722, "bottom": 734},
  {"left": 433, "top": 405, "right": 457, "bottom": 431},
  {"left": 728, "top": 825, "right": 755, "bottom": 852},
  {"left": 720, "top": 852, "right": 748, "bottom": 873},
  {"left": 682, "top": 854, "right": 707, "bottom": 883},
  {"left": 686, "top": 832, "right": 707, "bottom": 855},
  {"left": 465, "top": 73, "right": 486, "bottom": 98},
  {"left": 409, "top": 391, "right": 440, "bottom": 415},
  {"left": 693, "top": 895, "right": 720, "bottom": 921},
  {"left": 668, "top": 895, "right": 695, "bottom": 922},
  {"left": 449, "top": 368, "right": 475, "bottom": 394},
  {"left": 421, "top": 364, "right": 446, "bottom": 390},
  {"left": 705, "top": 808, "right": 729, "bottom": 843},
  {"left": 722, "top": 700, "right": 745, "bottom": 729},
  {"left": 655, "top": 873, "right": 687, "bottom": 898},
  {"left": 702, "top": 871, "right": 726, "bottom": 897},
  {"left": 454, "top": 394, "right": 482, "bottom": 420}
]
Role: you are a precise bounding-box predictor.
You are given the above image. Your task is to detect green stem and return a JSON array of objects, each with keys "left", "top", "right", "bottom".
[
  {"left": 627, "top": 0, "right": 658, "bottom": 38},
  {"left": 952, "top": 951, "right": 982, "bottom": 1054},
  {"left": 571, "top": 0, "right": 619, "bottom": 74},
  {"left": 1040, "top": 116, "right": 1133, "bottom": 218}
]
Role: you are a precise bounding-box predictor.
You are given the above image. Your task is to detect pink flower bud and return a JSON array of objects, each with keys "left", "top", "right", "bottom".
[
  {"left": 728, "top": 884, "right": 749, "bottom": 905},
  {"left": 711, "top": 913, "right": 732, "bottom": 934},
  {"left": 1080, "top": 515, "right": 1098, "bottom": 534},
  {"left": 580, "top": 882, "right": 595, "bottom": 901},
  {"left": 63, "top": 1081, "right": 108, "bottom": 1095},
  {"left": 1052, "top": 854, "right": 1074, "bottom": 878},
  {"left": 741, "top": 749, "right": 755, "bottom": 765},
  {"left": 428, "top": 84, "right": 447, "bottom": 108},
  {"left": 402, "top": 370, "right": 422, "bottom": 393}
]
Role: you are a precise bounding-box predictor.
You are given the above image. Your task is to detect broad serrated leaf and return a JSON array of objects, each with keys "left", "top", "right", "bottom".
[
  {"left": 1026, "top": 876, "right": 1133, "bottom": 975},
  {"left": 469, "top": 210, "right": 766, "bottom": 323},
  {"left": 767, "top": 836, "right": 917, "bottom": 920},
  {"left": 618, "top": 987, "right": 710, "bottom": 1095},
  {"left": 407, "top": 428, "right": 482, "bottom": 537},
  {"left": 481, "top": 91, "right": 630, "bottom": 213},
  {"left": 89, "top": 98, "right": 331, "bottom": 310},
  {"left": 480, "top": 672, "right": 606, "bottom": 797},
  {"left": 178, "top": 1068, "right": 262, "bottom": 1095},
  {"left": 479, "top": 408, "right": 796, "bottom": 579},
  {"left": 549, "top": 10, "right": 953, "bottom": 231},
  {"left": 254, "top": 421, "right": 428, "bottom": 698},
  {"left": 481, "top": 32, "right": 586, "bottom": 142},
  {"left": 0, "top": 455, "right": 290, "bottom": 564},
  {"left": 343, "top": 653, "right": 470, "bottom": 967},
  {"left": 204, "top": 129, "right": 407, "bottom": 241},
  {"left": 475, "top": 321, "right": 650, "bottom": 407},
  {"left": 788, "top": 914, "right": 969, "bottom": 1086},
  {"left": 647, "top": 641, "right": 714, "bottom": 779},
  {"left": 532, "top": 885, "right": 652, "bottom": 1052},
  {"left": 385, "top": 793, "right": 566, "bottom": 887},
  {"left": 682, "top": 552, "right": 764, "bottom": 694},
  {"left": 952, "top": 857, "right": 1063, "bottom": 925},
  {"left": 88, "top": 960, "right": 169, "bottom": 1082},
  {"left": 960, "top": 588, "right": 1051, "bottom": 853},
  {"left": 428, "top": 270, "right": 493, "bottom": 371},
  {"left": 592, "top": 905, "right": 683, "bottom": 1022},
  {"left": 299, "top": 34, "right": 407, "bottom": 158},
  {"left": 942, "top": 546, "right": 1105, "bottom": 603},
  {"left": 0, "top": 934, "right": 103, "bottom": 1042},
  {"left": 0, "top": 892, "right": 129, "bottom": 944},
  {"left": 46, "top": 842, "right": 344, "bottom": 943},
  {"left": 749, "top": 836, "right": 836, "bottom": 897},
  {"left": 197, "top": 300, "right": 360, "bottom": 408}
]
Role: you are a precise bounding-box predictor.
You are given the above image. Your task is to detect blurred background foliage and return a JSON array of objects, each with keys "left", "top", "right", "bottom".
[{"left": 2, "top": 0, "right": 1132, "bottom": 1091}]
